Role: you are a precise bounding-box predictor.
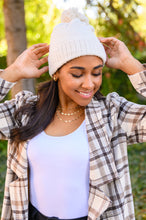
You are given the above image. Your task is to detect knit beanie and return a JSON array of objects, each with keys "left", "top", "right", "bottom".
[{"left": 48, "top": 8, "right": 106, "bottom": 77}]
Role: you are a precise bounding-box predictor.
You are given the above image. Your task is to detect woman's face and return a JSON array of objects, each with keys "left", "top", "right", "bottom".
[{"left": 55, "top": 55, "right": 103, "bottom": 107}]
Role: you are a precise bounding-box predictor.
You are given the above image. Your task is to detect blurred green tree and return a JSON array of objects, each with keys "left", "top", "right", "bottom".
[
  {"left": 25, "top": 0, "right": 61, "bottom": 46},
  {"left": 85, "top": 0, "right": 146, "bottom": 56}
]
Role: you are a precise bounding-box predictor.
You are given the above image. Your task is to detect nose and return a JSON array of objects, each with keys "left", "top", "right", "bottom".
[{"left": 81, "top": 75, "right": 94, "bottom": 90}]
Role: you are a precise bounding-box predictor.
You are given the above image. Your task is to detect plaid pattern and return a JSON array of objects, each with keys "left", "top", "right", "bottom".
[{"left": 0, "top": 69, "right": 146, "bottom": 220}]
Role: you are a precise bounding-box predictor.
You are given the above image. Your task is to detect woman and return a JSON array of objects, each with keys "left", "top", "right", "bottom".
[{"left": 0, "top": 8, "right": 145, "bottom": 220}]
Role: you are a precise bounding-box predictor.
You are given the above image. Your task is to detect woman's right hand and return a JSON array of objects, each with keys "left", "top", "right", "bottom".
[{"left": 1, "top": 43, "right": 49, "bottom": 82}]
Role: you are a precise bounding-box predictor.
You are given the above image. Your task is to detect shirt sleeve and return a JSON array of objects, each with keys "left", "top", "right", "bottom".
[
  {"left": 117, "top": 95, "right": 145, "bottom": 145},
  {"left": 0, "top": 77, "right": 16, "bottom": 101},
  {"left": 108, "top": 96, "right": 145, "bottom": 145},
  {"left": 107, "top": 68, "right": 146, "bottom": 145},
  {"left": 121, "top": 66, "right": 146, "bottom": 144},
  {"left": 0, "top": 78, "right": 36, "bottom": 140}
]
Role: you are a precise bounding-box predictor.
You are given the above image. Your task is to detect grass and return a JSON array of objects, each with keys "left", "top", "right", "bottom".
[{"left": 0, "top": 141, "right": 146, "bottom": 219}]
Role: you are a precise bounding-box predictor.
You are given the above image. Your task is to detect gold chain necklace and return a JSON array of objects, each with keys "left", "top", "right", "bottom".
[
  {"left": 56, "top": 110, "right": 84, "bottom": 123},
  {"left": 57, "top": 107, "right": 82, "bottom": 116}
]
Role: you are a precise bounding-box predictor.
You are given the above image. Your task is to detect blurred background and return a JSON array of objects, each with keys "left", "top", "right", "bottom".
[{"left": 0, "top": 0, "right": 146, "bottom": 219}]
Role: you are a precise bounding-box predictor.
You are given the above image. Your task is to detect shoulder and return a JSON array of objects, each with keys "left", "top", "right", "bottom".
[
  {"left": 90, "top": 92, "right": 127, "bottom": 109},
  {"left": 89, "top": 92, "right": 142, "bottom": 117},
  {"left": 88, "top": 92, "right": 137, "bottom": 117}
]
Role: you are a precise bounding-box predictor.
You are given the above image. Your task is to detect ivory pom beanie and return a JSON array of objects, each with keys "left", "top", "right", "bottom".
[{"left": 48, "top": 8, "right": 106, "bottom": 77}]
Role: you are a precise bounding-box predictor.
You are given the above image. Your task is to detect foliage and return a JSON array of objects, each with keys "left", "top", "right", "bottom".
[
  {"left": 0, "top": 141, "right": 146, "bottom": 218},
  {"left": 0, "top": 1, "right": 6, "bottom": 56},
  {"left": 0, "top": 1, "right": 4, "bottom": 42},
  {"left": 101, "top": 65, "right": 146, "bottom": 104},
  {"left": 85, "top": 0, "right": 146, "bottom": 55},
  {"left": 24, "top": 0, "right": 61, "bottom": 46},
  {"left": 130, "top": 1, "right": 146, "bottom": 41},
  {"left": 0, "top": 56, "right": 6, "bottom": 70}
]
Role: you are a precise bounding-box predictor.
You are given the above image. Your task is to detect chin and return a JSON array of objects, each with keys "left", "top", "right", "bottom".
[{"left": 75, "top": 99, "right": 93, "bottom": 107}]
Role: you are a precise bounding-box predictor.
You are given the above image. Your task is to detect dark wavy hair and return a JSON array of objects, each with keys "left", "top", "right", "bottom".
[{"left": 10, "top": 79, "right": 59, "bottom": 144}]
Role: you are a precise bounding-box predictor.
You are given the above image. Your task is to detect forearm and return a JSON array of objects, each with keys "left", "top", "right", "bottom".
[{"left": 120, "top": 56, "right": 145, "bottom": 75}]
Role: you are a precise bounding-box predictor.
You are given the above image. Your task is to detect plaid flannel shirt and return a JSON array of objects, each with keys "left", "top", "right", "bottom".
[{"left": 0, "top": 68, "right": 146, "bottom": 220}]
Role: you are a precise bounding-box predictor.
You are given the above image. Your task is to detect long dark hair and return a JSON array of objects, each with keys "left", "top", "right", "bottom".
[{"left": 10, "top": 79, "right": 59, "bottom": 144}]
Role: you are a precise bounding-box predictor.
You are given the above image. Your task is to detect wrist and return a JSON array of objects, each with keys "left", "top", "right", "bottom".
[
  {"left": 120, "top": 56, "right": 145, "bottom": 75},
  {"left": 0, "top": 64, "right": 22, "bottom": 82}
]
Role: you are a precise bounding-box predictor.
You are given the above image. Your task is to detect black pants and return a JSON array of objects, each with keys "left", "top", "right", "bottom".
[{"left": 29, "top": 203, "right": 88, "bottom": 220}]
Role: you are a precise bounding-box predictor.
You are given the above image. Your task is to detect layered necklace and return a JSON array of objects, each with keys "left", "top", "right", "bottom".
[{"left": 56, "top": 105, "right": 85, "bottom": 123}]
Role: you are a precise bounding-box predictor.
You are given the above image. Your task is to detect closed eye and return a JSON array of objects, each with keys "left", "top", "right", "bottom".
[
  {"left": 71, "top": 72, "right": 101, "bottom": 78},
  {"left": 71, "top": 74, "right": 82, "bottom": 78},
  {"left": 92, "top": 73, "right": 101, "bottom": 77}
]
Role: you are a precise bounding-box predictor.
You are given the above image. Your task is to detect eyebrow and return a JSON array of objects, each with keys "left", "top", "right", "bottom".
[{"left": 70, "top": 64, "right": 103, "bottom": 70}]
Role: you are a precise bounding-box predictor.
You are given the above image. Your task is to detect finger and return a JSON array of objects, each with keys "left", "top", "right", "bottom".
[
  {"left": 38, "top": 56, "right": 48, "bottom": 67},
  {"left": 34, "top": 45, "right": 49, "bottom": 58},
  {"left": 29, "top": 43, "right": 48, "bottom": 51},
  {"left": 99, "top": 37, "right": 117, "bottom": 42},
  {"left": 34, "top": 45, "right": 49, "bottom": 55},
  {"left": 99, "top": 37, "right": 115, "bottom": 51},
  {"left": 99, "top": 37, "right": 118, "bottom": 47},
  {"left": 102, "top": 43, "right": 112, "bottom": 50},
  {"left": 102, "top": 44, "right": 112, "bottom": 55},
  {"left": 38, "top": 66, "right": 49, "bottom": 77},
  {"left": 98, "top": 37, "right": 105, "bottom": 41}
]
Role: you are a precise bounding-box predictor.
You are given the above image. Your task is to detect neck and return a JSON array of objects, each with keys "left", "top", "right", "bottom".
[
  {"left": 58, "top": 98, "right": 82, "bottom": 112},
  {"left": 59, "top": 104, "right": 82, "bottom": 111}
]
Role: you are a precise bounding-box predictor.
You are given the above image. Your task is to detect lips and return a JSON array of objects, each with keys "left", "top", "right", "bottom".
[{"left": 77, "top": 90, "right": 93, "bottom": 98}]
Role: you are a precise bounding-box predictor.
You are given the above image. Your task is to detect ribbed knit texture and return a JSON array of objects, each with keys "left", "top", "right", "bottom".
[{"left": 48, "top": 8, "right": 106, "bottom": 77}]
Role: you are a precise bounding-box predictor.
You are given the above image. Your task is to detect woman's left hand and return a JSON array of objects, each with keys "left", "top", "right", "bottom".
[{"left": 99, "top": 37, "right": 145, "bottom": 75}]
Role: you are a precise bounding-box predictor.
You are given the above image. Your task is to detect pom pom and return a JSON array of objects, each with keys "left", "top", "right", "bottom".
[{"left": 61, "top": 8, "right": 89, "bottom": 25}]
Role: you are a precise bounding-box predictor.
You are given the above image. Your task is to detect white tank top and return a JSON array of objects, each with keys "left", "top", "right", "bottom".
[{"left": 27, "top": 120, "right": 90, "bottom": 219}]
